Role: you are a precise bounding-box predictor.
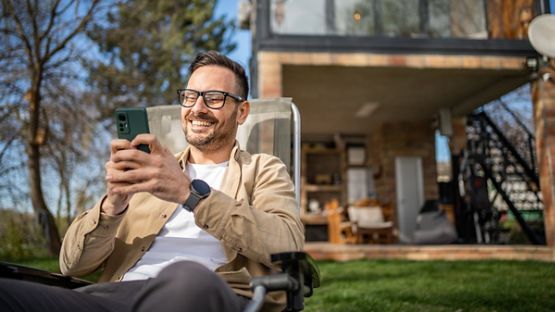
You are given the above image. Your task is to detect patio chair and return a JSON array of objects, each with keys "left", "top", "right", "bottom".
[
  {"left": 0, "top": 98, "right": 319, "bottom": 312},
  {"left": 347, "top": 205, "right": 395, "bottom": 244}
]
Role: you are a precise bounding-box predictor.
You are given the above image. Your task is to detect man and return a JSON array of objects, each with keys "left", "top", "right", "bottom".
[{"left": 0, "top": 51, "right": 304, "bottom": 312}]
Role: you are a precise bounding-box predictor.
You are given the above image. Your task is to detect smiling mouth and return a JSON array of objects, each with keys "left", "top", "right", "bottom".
[{"left": 190, "top": 120, "right": 214, "bottom": 127}]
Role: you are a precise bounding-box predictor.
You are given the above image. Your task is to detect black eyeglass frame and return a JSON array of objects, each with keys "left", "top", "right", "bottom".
[{"left": 176, "top": 88, "right": 244, "bottom": 110}]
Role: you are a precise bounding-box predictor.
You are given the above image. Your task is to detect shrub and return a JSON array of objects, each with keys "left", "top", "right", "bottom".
[{"left": 0, "top": 209, "right": 49, "bottom": 261}]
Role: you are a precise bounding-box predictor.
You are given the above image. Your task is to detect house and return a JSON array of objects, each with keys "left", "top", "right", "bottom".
[{"left": 239, "top": 0, "right": 554, "bottom": 246}]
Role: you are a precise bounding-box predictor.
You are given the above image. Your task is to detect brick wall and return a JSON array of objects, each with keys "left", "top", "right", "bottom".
[
  {"left": 256, "top": 51, "right": 525, "bottom": 98},
  {"left": 370, "top": 121, "right": 438, "bottom": 218}
]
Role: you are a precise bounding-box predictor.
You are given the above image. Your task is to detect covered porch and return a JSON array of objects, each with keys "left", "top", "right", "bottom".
[{"left": 255, "top": 50, "right": 550, "bottom": 245}]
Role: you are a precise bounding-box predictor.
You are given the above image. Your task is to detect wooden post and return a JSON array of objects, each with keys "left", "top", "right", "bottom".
[{"left": 532, "top": 64, "right": 555, "bottom": 246}]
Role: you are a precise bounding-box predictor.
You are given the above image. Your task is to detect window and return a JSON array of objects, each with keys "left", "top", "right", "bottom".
[{"left": 270, "top": 0, "right": 487, "bottom": 39}]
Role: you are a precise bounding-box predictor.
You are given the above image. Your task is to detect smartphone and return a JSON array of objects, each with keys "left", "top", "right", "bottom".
[{"left": 115, "top": 107, "right": 151, "bottom": 153}]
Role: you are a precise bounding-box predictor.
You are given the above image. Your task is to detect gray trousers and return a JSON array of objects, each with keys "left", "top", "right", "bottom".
[{"left": 0, "top": 261, "right": 250, "bottom": 312}]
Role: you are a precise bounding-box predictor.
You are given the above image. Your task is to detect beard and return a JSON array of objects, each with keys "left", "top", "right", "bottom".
[
  {"left": 184, "top": 110, "right": 237, "bottom": 152},
  {"left": 186, "top": 129, "right": 218, "bottom": 150}
]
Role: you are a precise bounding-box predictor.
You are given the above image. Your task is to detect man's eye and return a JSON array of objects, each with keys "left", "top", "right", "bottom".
[{"left": 205, "top": 95, "right": 223, "bottom": 102}]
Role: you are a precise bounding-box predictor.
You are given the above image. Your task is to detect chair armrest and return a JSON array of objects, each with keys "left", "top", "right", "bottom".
[
  {"left": 247, "top": 252, "right": 320, "bottom": 312},
  {"left": 0, "top": 261, "right": 92, "bottom": 289},
  {"left": 270, "top": 251, "right": 321, "bottom": 294}
]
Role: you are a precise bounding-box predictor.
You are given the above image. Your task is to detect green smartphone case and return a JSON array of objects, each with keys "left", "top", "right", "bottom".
[{"left": 115, "top": 107, "right": 151, "bottom": 153}]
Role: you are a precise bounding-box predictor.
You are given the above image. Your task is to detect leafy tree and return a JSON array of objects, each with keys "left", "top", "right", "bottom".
[{"left": 87, "top": 0, "right": 235, "bottom": 113}]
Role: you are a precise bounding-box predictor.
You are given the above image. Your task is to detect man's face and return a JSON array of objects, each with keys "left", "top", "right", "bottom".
[{"left": 181, "top": 65, "right": 248, "bottom": 152}]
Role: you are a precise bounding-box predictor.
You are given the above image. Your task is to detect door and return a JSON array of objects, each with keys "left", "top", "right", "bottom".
[{"left": 395, "top": 156, "right": 424, "bottom": 243}]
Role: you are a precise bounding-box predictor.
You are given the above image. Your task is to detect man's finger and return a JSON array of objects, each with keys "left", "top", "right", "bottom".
[
  {"left": 107, "top": 167, "right": 155, "bottom": 184},
  {"left": 110, "top": 139, "right": 133, "bottom": 154},
  {"left": 106, "top": 158, "right": 142, "bottom": 171},
  {"left": 109, "top": 160, "right": 141, "bottom": 171},
  {"left": 112, "top": 179, "right": 157, "bottom": 196},
  {"left": 112, "top": 148, "right": 149, "bottom": 164},
  {"left": 132, "top": 134, "right": 163, "bottom": 153},
  {"left": 107, "top": 181, "right": 133, "bottom": 191}
]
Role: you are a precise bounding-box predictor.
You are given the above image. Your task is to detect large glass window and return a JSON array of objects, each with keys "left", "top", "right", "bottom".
[
  {"left": 270, "top": 0, "right": 488, "bottom": 39},
  {"left": 271, "top": 0, "right": 327, "bottom": 35},
  {"left": 449, "top": 0, "right": 487, "bottom": 38},
  {"left": 335, "top": 0, "right": 421, "bottom": 37}
]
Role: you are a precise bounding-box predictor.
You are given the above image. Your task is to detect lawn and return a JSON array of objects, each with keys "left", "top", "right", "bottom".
[
  {"left": 13, "top": 258, "right": 555, "bottom": 311},
  {"left": 305, "top": 260, "right": 555, "bottom": 312}
]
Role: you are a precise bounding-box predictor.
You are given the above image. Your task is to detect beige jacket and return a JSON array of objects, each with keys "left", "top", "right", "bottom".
[{"left": 60, "top": 144, "right": 305, "bottom": 311}]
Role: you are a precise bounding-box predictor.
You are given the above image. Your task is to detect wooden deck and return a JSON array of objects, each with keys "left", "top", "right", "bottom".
[{"left": 304, "top": 242, "right": 555, "bottom": 262}]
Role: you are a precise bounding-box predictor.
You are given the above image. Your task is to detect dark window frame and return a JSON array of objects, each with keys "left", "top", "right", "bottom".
[{"left": 255, "top": 0, "right": 551, "bottom": 56}]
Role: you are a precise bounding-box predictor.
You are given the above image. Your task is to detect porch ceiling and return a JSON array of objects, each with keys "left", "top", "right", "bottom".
[{"left": 282, "top": 65, "right": 531, "bottom": 135}]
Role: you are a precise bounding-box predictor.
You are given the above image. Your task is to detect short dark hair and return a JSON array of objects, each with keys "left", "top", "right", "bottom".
[{"left": 188, "top": 51, "right": 249, "bottom": 100}]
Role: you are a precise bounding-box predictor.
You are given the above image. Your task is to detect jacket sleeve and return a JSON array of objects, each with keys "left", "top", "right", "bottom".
[
  {"left": 59, "top": 196, "right": 125, "bottom": 276},
  {"left": 194, "top": 155, "right": 304, "bottom": 267}
]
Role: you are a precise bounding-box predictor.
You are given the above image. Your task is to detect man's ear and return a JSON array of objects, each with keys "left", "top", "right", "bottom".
[{"left": 236, "top": 101, "right": 250, "bottom": 125}]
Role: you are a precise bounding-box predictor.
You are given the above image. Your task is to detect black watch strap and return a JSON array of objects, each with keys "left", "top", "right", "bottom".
[{"left": 182, "top": 179, "right": 210, "bottom": 212}]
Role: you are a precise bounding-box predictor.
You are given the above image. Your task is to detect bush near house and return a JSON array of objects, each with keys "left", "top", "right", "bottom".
[{"left": 0, "top": 209, "right": 76, "bottom": 261}]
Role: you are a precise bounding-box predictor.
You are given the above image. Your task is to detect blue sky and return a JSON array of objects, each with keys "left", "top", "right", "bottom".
[{"left": 214, "top": 0, "right": 251, "bottom": 75}]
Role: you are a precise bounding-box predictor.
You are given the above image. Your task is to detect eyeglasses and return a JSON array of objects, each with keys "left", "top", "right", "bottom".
[{"left": 176, "top": 89, "right": 244, "bottom": 109}]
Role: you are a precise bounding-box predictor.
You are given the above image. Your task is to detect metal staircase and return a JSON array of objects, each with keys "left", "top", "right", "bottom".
[{"left": 460, "top": 110, "right": 545, "bottom": 245}]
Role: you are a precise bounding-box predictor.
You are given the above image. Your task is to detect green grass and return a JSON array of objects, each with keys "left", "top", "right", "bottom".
[
  {"left": 305, "top": 260, "right": 555, "bottom": 312},
  {"left": 16, "top": 257, "right": 62, "bottom": 273},
  {"left": 12, "top": 258, "right": 555, "bottom": 311}
]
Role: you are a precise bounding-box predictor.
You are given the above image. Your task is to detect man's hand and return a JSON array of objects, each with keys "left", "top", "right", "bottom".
[
  {"left": 106, "top": 134, "right": 191, "bottom": 205},
  {"left": 102, "top": 139, "right": 136, "bottom": 216}
]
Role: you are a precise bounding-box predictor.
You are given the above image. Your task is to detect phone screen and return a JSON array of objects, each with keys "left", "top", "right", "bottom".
[{"left": 115, "top": 107, "right": 151, "bottom": 153}]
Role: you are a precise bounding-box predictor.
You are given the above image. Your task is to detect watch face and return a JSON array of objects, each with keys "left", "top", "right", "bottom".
[{"left": 191, "top": 179, "right": 210, "bottom": 196}]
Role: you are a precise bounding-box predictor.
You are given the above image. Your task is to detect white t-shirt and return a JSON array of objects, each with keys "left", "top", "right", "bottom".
[{"left": 122, "top": 161, "right": 229, "bottom": 281}]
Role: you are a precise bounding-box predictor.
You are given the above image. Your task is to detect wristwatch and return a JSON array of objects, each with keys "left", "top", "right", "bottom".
[{"left": 182, "top": 179, "right": 211, "bottom": 212}]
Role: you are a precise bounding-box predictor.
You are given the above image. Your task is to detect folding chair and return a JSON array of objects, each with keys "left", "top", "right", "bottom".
[{"left": 0, "top": 98, "right": 319, "bottom": 312}]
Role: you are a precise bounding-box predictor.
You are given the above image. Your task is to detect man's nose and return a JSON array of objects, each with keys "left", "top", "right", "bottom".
[{"left": 190, "top": 95, "right": 209, "bottom": 113}]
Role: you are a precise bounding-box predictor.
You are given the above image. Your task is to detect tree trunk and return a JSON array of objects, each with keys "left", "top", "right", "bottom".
[{"left": 27, "top": 72, "right": 62, "bottom": 256}]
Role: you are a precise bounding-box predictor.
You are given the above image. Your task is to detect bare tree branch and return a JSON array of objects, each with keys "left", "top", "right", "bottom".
[
  {"left": 38, "top": 0, "right": 61, "bottom": 43},
  {"left": 0, "top": 134, "right": 17, "bottom": 161},
  {"left": 43, "top": 0, "right": 100, "bottom": 61}
]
